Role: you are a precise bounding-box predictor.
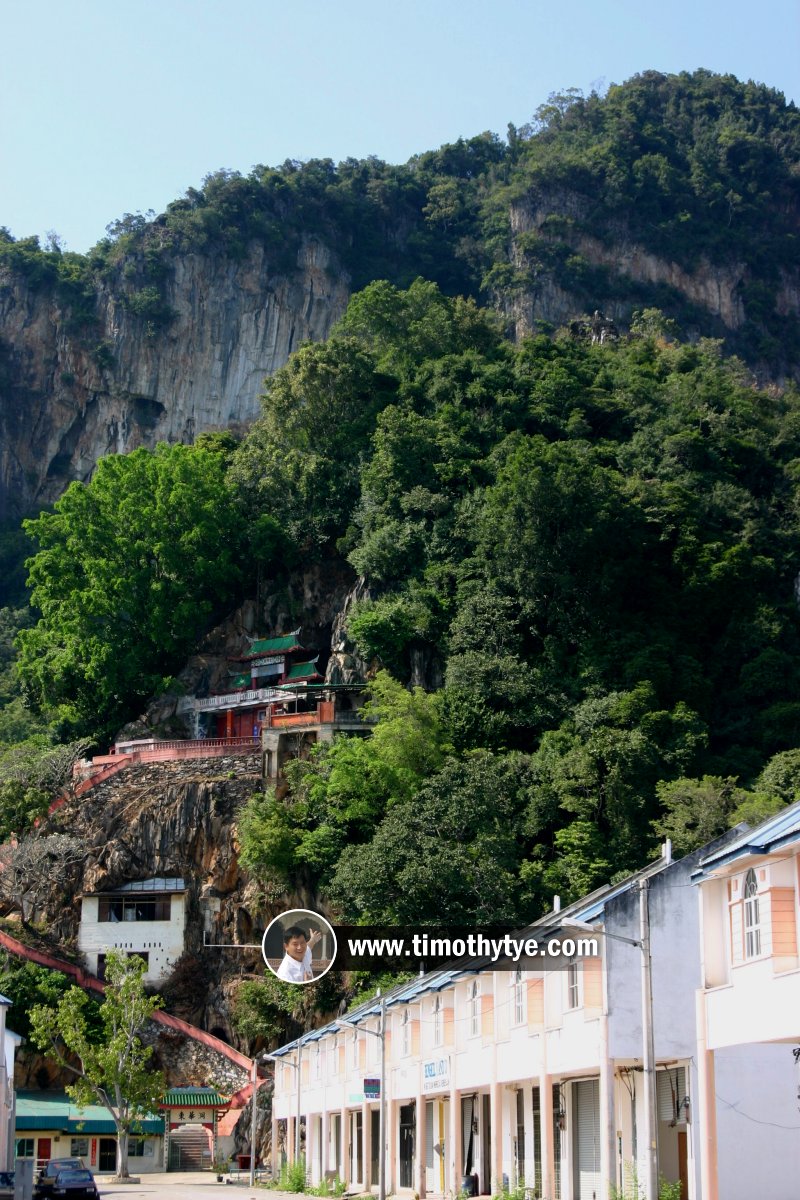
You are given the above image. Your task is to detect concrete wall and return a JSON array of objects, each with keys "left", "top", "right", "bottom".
[{"left": 77, "top": 893, "right": 186, "bottom": 984}]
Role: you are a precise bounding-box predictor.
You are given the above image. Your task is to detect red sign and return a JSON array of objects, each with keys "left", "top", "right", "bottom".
[{"left": 90, "top": 1138, "right": 97, "bottom": 1166}]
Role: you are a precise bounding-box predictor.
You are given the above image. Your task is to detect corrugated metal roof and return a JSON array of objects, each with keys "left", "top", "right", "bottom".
[
  {"left": 161, "top": 1088, "right": 226, "bottom": 1108},
  {"left": 697, "top": 800, "right": 800, "bottom": 873},
  {"left": 95, "top": 877, "right": 185, "bottom": 895},
  {"left": 15, "top": 1092, "right": 163, "bottom": 1134}
]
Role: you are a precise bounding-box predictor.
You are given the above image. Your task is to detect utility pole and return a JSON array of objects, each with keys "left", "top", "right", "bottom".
[
  {"left": 640, "top": 878, "right": 659, "bottom": 1200},
  {"left": 336, "top": 996, "right": 387, "bottom": 1200},
  {"left": 249, "top": 1057, "right": 259, "bottom": 1190}
]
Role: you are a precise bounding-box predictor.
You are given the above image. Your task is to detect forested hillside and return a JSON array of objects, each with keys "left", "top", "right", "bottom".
[
  {"left": 3, "top": 68, "right": 800, "bottom": 959},
  {"left": 9, "top": 277, "right": 800, "bottom": 927}
]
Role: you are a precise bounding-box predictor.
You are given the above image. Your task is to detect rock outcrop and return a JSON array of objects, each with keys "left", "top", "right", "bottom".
[
  {"left": 0, "top": 236, "right": 350, "bottom": 520},
  {"left": 504, "top": 187, "right": 800, "bottom": 370}
]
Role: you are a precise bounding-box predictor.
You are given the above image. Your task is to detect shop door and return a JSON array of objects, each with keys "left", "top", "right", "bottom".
[
  {"left": 572, "top": 1080, "right": 600, "bottom": 1200},
  {"left": 349, "top": 1112, "right": 362, "bottom": 1185},
  {"left": 425, "top": 1099, "right": 449, "bottom": 1194},
  {"left": 99, "top": 1139, "right": 117, "bottom": 1172},
  {"left": 399, "top": 1103, "right": 415, "bottom": 1189},
  {"left": 37, "top": 1139, "right": 51, "bottom": 1164},
  {"left": 370, "top": 1110, "right": 380, "bottom": 1187}
]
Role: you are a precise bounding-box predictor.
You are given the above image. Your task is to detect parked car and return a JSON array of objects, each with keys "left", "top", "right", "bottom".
[
  {"left": 34, "top": 1159, "right": 86, "bottom": 1198},
  {"left": 0, "top": 1170, "right": 13, "bottom": 1200},
  {"left": 51, "top": 1169, "right": 99, "bottom": 1199}
]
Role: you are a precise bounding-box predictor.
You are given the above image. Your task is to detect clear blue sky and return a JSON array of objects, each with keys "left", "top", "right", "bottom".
[{"left": 2, "top": 0, "right": 798, "bottom": 254}]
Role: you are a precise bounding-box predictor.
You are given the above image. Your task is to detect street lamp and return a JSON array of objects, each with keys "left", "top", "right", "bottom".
[
  {"left": 335, "top": 994, "right": 387, "bottom": 1200},
  {"left": 560, "top": 878, "right": 659, "bottom": 1200},
  {"left": 264, "top": 1044, "right": 303, "bottom": 1179}
]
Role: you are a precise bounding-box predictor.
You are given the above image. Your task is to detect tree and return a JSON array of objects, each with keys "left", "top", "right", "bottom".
[
  {"left": 0, "top": 739, "right": 90, "bottom": 839},
  {"left": 328, "top": 752, "right": 534, "bottom": 925},
  {"left": 17, "top": 443, "right": 246, "bottom": 740},
  {"left": 229, "top": 337, "right": 396, "bottom": 549},
  {"left": 237, "top": 671, "right": 451, "bottom": 884},
  {"left": 652, "top": 775, "right": 785, "bottom": 856},
  {"left": 0, "top": 833, "right": 85, "bottom": 922},
  {"left": 30, "top": 950, "right": 164, "bottom": 1180}
]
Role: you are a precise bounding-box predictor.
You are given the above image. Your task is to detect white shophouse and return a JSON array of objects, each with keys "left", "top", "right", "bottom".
[
  {"left": 77, "top": 876, "right": 186, "bottom": 984},
  {"left": 270, "top": 835, "right": 798, "bottom": 1200},
  {"left": 0, "top": 993, "right": 21, "bottom": 1172},
  {"left": 693, "top": 802, "right": 800, "bottom": 1200}
]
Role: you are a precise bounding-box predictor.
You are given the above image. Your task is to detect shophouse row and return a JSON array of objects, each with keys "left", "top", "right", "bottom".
[{"left": 270, "top": 804, "right": 800, "bottom": 1200}]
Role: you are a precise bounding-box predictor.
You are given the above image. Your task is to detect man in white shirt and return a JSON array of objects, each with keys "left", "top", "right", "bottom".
[{"left": 276, "top": 925, "right": 321, "bottom": 983}]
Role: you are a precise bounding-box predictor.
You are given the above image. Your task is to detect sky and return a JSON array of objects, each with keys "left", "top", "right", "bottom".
[{"left": 1, "top": 0, "right": 798, "bottom": 254}]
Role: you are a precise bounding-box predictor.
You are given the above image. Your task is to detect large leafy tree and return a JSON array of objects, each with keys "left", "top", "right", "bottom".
[
  {"left": 328, "top": 752, "right": 534, "bottom": 925},
  {"left": 229, "top": 337, "right": 396, "bottom": 549},
  {"left": 30, "top": 950, "right": 164, "bottom": 1180},
  {"left": 17, "top": 443, "right": 246, "bottom": 740}
]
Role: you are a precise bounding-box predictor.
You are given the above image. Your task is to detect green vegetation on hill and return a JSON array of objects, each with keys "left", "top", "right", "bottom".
[
  {"left": 232, "top": 279, "right": 800, "bottom": 918},
  {"left": 5, "top": 68, "right": 800, "bottom": 905},
  {"left": 3, "top": 70, "right": 799, "bottom": 368},
  {"left": 16, "top": 442, "right": 253, "bottom": 742},
  {"left": 11, "top": 274, "right": 800, "bottom": 899}
]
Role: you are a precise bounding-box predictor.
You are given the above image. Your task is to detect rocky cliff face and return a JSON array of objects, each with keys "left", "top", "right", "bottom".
[
  {"left": 38, "top": 755, "right": 273, "bottom": 1041},
  {"left": 505, "top": 187, "right": 800, "bottom": 361},
  {"left": 0, "top": 236, "right": 350, "bottom": 520}
]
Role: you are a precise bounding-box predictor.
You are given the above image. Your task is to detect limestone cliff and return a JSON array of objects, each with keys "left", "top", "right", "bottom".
[
  {"left": 504, "top": 187, "right": 800, "bottom": 376},
  {"left": 36, "top": 754, "right": 287, "bottom": 1043},
  {"left": 0, "top": 236, "right": 350, "bottom": 520}
]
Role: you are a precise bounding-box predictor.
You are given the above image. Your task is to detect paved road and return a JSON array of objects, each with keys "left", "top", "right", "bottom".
[{"left": 95, "top": 1173, "right": 284, "bottom": 1199}]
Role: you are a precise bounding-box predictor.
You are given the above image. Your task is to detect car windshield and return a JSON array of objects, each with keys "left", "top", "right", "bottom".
[
  {"left": 55, "top": 1170, "right": 93, "bottom": 1181},
  {"left": 48, "top": 1160, "right": 82, "bottom": 1170}
]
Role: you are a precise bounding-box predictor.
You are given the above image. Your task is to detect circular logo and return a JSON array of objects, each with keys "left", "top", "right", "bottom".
[{"left": 262, "top": 909, "right": 337, "bottom": 985}]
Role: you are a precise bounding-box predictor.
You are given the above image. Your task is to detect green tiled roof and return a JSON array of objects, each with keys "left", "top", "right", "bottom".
[
  {"left": 161, "top": 1088, "right": 226, "bottom": 1108},
  {"left": 15, "top": 1092, "right": 163, "bottom": 1135},
  {"left": 284, "top": 660, "right": 322, "bottom": 682},
  {"left": 247, "top": 634, "right": 303, "bottom": 656}
]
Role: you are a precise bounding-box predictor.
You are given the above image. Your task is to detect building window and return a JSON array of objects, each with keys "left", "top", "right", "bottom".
[
  {"left": 511, "top": 968, "right": 525, "bottom": 1026},
  {"left": 71, "top": 1138, "right": 90, "bottom": 1157},
  {"left": 744, "top": 868, "right": 762, "bottom": 958},
  {"left": 98, "top": 951, "right": 148, "bottom": 980},
  {"left": 98, "top": 896, "right": 171, "bottom": 921},
  {"left": 129, "top": 1139, "right": 146, "bottom": 1157},
  {"left": 468, "top": 980, "right": 481, "bottom": 1037},
  {"left": 432, "top": 995, "right": 443, "bottom": 1047},
  {"left": 400, "top": 1009, "right": 411, "bottom": 1057},
  {"left": 566, "top": 961, "right": 580, "bottom": 1009},
  {"left": 15, "top": 1139, "right": 34, "bottom": 1158}
]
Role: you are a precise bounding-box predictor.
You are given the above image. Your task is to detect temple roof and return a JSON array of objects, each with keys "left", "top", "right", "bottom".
[
  {"left": 161, "top": 1087, "right": 227, "bottom": 1109},
  {"left": 245, "top": 631, "right": 303, "bottom": 656},
  {"left": 284, "top": 660, "right": 323, "bottom": 682},
  {"left": 227, "top": 671, "right": 251, "bottom": 690}
]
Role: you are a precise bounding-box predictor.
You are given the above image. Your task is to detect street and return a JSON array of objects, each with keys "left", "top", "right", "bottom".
[{"left": 95, "top": 1174, "right": 289, "bottom": 1200}]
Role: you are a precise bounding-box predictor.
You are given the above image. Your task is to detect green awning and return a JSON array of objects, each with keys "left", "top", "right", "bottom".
[{"left": 15, "top": 1092, "right": 163, "bottom": 1134}]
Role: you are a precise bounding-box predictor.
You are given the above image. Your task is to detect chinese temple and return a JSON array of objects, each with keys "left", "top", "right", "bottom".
[{"left": 186, "top": 630, "right": 323, "bottom": 740}]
